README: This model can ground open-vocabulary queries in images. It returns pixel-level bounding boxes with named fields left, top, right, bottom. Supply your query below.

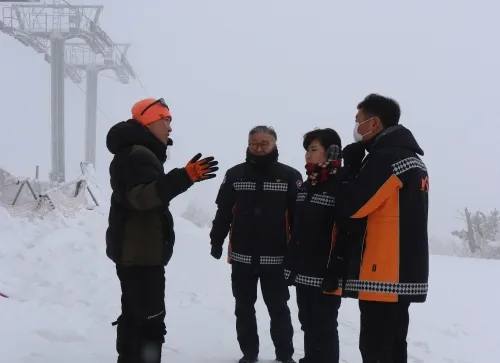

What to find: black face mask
left=245, top=147, right=279, bottom=166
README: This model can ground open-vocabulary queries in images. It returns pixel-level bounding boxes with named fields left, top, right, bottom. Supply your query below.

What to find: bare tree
left=452, top=208, right=500, bottom=259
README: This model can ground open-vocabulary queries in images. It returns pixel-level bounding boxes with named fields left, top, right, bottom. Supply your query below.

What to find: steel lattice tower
left=0, top=0, right=136, bottom=182
left=65, top=42, right=135, bottom=168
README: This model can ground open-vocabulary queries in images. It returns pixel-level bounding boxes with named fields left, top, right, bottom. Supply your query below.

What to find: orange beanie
left=131, top=98, right=171, bottom=126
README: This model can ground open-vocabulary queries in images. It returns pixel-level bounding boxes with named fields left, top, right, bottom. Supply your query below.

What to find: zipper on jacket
left=359, top=228, right=367, bottom=268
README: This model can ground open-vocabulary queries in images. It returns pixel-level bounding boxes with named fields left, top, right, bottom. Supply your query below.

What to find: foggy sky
left=0, top=0, right=498, bottom=237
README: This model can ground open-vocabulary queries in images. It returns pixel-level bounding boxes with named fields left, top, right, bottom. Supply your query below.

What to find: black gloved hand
left=321, top=256, right=347, bottom=293
left=322, top=274, right=340, bottom=293
left=284, top=268, right=297, bottom=286
left=283, top=251, right=298, bottom=286
left=342, top=142, right=366, bottom=170
left=210, top=245, right=223, bottom=260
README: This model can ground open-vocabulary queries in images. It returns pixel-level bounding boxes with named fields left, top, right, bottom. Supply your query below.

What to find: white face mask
left=353, top=118, right=374, bottom=142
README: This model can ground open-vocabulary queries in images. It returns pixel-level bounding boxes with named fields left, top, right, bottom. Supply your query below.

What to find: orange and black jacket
left=335, top=125, right=429, bottom=303
left=209, top=151, right=303, bottom=265
left=283, top=176, right=341, bottom=292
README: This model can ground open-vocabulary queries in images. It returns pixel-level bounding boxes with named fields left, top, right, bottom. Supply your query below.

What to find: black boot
left=139, top=340, right=162, bottom=363
left=116, top=317, right=140, bottom=363
left=115, top=317, right=163, bottom=363
left=276, top=357, right=296, bottom=363
left=239, top=356, right=258, bottom=363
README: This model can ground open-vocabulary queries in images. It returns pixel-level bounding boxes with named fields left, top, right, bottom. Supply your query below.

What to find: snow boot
left=139, top=340, right=162, bottom=363
left=239, top=356, right=258, bottom=363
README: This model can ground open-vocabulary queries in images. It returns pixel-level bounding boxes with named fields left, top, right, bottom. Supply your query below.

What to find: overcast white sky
left=0, top=0, right=498, bottom=237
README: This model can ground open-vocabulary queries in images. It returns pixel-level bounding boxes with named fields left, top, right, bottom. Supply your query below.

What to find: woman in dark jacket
left=284, top=128, right=345, bottom=363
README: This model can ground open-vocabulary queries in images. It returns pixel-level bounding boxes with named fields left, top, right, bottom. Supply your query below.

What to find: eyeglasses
left=141, top=98, right=169, bottom=116
left=249, top=141, right=271, bottom=151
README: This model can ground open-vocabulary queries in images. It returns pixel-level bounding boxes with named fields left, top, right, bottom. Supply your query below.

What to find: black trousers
left=296, top=285, right=341, bottom=363
left=359, top=300, right=411, bottom=363
left=114, top=265, right=167, bottom=363
left=231, top=263, right=294, bottom=360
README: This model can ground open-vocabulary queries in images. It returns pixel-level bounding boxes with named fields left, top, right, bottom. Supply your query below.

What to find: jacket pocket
left=122, top=211, right=164, bottom=265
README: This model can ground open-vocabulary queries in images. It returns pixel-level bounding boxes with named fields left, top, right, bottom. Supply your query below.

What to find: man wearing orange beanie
left=106, top=97, right=219, bottom=363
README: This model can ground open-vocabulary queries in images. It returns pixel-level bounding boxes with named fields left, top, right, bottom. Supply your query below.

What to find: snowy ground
left=0, top=204, right=499, bottom=363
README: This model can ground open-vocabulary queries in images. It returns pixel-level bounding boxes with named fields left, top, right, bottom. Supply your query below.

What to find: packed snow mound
left=0, top=167, right=14, bottom=185
left=1, top=207, right=499, bottom=362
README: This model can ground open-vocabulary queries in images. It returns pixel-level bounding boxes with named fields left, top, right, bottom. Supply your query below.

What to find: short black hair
left=357, top=93, right=401, bottom=128
left=303, top=128, right=342, bottom=151
left=249, top=125, right=277, bottom=141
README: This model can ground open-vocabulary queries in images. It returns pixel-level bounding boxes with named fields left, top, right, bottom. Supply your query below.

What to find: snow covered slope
left=0, top=205, right=499, bottom=363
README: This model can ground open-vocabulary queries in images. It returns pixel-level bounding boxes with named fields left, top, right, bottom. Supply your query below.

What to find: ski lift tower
left=0, top=0, right=116, bottom=183
left=65, top=42, right=136, bottom=168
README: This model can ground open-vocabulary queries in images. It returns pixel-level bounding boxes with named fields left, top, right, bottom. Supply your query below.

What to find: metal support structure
left=66, top=42, right=135, bottom=167
left=84, top=67, right=98, bottom=167
left=0, top=1, right=136, bottom=181
left=12, top=180, right=38, bottom=206
left=50, top=36, right=66, bottom=182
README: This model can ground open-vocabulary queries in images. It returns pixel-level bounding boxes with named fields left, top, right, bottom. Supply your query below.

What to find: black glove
left=342, top=142, right=366, bottom=170
left=283, top=250, right=298, bottom=286
left=210, top=245, right=223, bottom=260
left=322, top=274, right=340, bottom=293
left=321, top=256, right=347, bottom=293
left=284, top=268, right=297, bottom=286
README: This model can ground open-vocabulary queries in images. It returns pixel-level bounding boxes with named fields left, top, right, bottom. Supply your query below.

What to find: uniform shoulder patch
left=296, top=179, right=303, bottom=188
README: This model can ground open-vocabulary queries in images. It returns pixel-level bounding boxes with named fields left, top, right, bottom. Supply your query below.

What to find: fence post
left=12, top=181, right=26, bottom=206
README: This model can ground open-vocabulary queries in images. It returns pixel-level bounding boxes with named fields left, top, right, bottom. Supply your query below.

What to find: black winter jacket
left=284, top=176, right=340, bottom=288
left=335, top=125, right=429, bottom=303
left=209, top=149, right=303, bottom=265
left=105, top=119, right=193, bottom=266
